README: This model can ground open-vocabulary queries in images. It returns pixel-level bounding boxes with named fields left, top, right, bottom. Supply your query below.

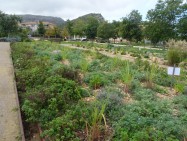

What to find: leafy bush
left=166, top=40, right=187, bottom=65
left=167, top=48, right=181, bottom=65
left=85, top=72, right=108, bottom=89
left=145, top=64, right=156, bottom=89
left=132, top=87, right=156, bottom=101
left=113, top=100, right=185, bottom=141
left=96, top=88, right=124, bottom=119
left=121, top=62, right=133, bottom=93
left=174, top=83, right=185, bottom=94
left=51, top=53, right=62, bottom=61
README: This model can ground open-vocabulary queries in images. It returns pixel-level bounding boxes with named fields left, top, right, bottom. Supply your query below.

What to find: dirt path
left=62, top=44, right=135, bottom=62
left=0, top=43, right=24, bottom=141
left=62, top=44, right=167, bottom=68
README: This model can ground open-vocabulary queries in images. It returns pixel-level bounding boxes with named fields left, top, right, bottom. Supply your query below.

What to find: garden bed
left=12, top=41, right=187, bottom=141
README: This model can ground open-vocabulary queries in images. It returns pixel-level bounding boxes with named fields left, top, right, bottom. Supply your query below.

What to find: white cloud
left=0, top=0, right=158, bottom=21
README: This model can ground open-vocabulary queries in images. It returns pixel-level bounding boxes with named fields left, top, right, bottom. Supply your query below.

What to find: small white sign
left=167, top=67, right=180, bottom=76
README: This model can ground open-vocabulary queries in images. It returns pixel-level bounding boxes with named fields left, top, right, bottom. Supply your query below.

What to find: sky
left=0, top=0, right=158, bottom=21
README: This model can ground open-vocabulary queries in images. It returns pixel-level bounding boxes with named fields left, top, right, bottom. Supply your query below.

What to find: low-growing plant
left=79, top=59, right=89, bottom=72
left=87, top=73, right=108, bottom=89
left=86, top=104, right=107, bottom=141
left=121, top=62, right=133, bottom=93
left=174, top=83, right=185, bottom=94
left=145, top=64, right=156, bottom=89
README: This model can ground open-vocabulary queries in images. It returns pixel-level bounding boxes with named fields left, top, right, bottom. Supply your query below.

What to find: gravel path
left=62, top=44, right=135, bottom=62
left=0, top=43, right=24, bottom=141
left=61, top=44, right=167, bottom=68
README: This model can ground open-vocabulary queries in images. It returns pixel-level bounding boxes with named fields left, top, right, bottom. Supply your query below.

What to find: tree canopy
left=145, top=0, right=187, bottom=44
left=37, top=21, right=46, bottom=36
left=0, top=11, right=21, bottom=37
left=85, top=17, right=99, bottom=40
left=120, top=10, right=143, bottom=42
left=97, top=22, right=115, bottom=41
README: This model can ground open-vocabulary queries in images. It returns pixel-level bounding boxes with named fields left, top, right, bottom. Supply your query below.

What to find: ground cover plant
left=12, top=41, right=187, bottom=141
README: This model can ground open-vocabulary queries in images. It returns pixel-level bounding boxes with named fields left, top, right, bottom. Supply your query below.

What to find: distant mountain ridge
left=18, top=13, right=105, bottom=26
left=18, top=14, right=65, bottom=25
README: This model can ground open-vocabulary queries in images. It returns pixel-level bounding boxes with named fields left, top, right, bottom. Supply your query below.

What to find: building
left=20, top=21, right=55, bottom=32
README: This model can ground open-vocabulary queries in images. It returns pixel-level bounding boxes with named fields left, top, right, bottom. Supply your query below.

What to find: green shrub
left=121, top=62, right=133, bottom=93
left=167, top=48, right=181, bottom=65
left=174, top=83, right=185, bottom=94
left=85, top=72, right=108, bottom=89
left=96, top=88, right=124, bottom=118
left=166, top=40, right=187, bottom=65
left=132, top=88, right=156, bottom=101
left=145, top=64, right=156, bottom=89
left=52, top=53, right=62, bottom=61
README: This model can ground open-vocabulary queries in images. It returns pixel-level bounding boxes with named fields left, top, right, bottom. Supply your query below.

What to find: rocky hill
left=72, top=13, right=105, bottom=23
left=18, top=14, right=65, bottom=25
left=18, top=13, right=105, bottom=26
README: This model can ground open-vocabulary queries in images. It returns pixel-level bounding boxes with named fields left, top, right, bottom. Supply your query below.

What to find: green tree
left=61, top=27, right=69, bottom=40
left=120, top=10, right=142, bottom=42
left=0, top=11, right=21, bottom=37
left=66, top=20, right=73, bottom=37
left=37, top=21, right=46, bottom=36
left=72, top=19, right=86, bottom=37
left=177, top=4, right=187, bottom=40
left=85, top=17, right=99, bottom=40
left=97, top=22, right=115, bottom=41
left=145, top=0, right=184, bottom=44
left=111, top=20, right=120, bottom=43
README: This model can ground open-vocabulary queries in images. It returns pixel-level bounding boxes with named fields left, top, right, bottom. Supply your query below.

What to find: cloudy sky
left=0, top=0, right=158, bottom=21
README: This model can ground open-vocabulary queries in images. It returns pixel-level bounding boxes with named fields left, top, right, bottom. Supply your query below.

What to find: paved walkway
left=0, top=43, right=24, bottom=141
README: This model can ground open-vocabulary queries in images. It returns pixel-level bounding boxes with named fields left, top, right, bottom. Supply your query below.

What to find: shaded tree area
left=85, top=17, right=99, bottom=40
left=45, top=26, right=61, bottom=38
left=120, top=10, right=143, bottom=42
left=37, top=21, right=46, bottom=36
left=1, top=0, right=187, bottom=44
left=97, top=22, right=115, bottom=42
left=0, top=11, right=21, bottom=37
left=145, top=0, right=187, bottom=44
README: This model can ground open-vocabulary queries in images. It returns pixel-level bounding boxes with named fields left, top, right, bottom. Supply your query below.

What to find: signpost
left=167, top=65, right=181, bottom=89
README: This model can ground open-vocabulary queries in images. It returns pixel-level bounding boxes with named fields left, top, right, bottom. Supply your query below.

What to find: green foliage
left=145, top=64, right=156, bottom=89
left=132, top=87, right=156, bottom=101
left=12, top=42, right=187, bottom=140
left=85, top=17, right=99, bottom=40
left=121, top=62, right=133, bottom=93
left=86, top=104, right=106, bottom=141
left=167, top=48, right=182, bottom=65
left=96, top=88, right=124, bottom=121
left=11, top=42, right=89, bottom=140
left=52, top=53, right=62, bottom=61
left=37, top=21, right=46, bottom=36
left=113, top=100, right=185, bottom=141
left=97, top=22, right=115, bottom=40
left=145, top=0, right=185, bottom=44
left=85, top=72, right=108, bottom=89
left=79, top=59, right=89, bottom=72
left=0, top=11, right=21, bottom=37
left=120, top=10, right=143, bottom=42
left=174, top=83, right=185, bottom=94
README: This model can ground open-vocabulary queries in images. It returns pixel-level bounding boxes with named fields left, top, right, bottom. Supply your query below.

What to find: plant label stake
left=167, top=64, right=181, bottom=89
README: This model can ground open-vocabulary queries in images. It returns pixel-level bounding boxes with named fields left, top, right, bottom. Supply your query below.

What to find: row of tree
left=1, top=0, right=187, bottom=44
left=59, top=0, right=187, bottom=44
